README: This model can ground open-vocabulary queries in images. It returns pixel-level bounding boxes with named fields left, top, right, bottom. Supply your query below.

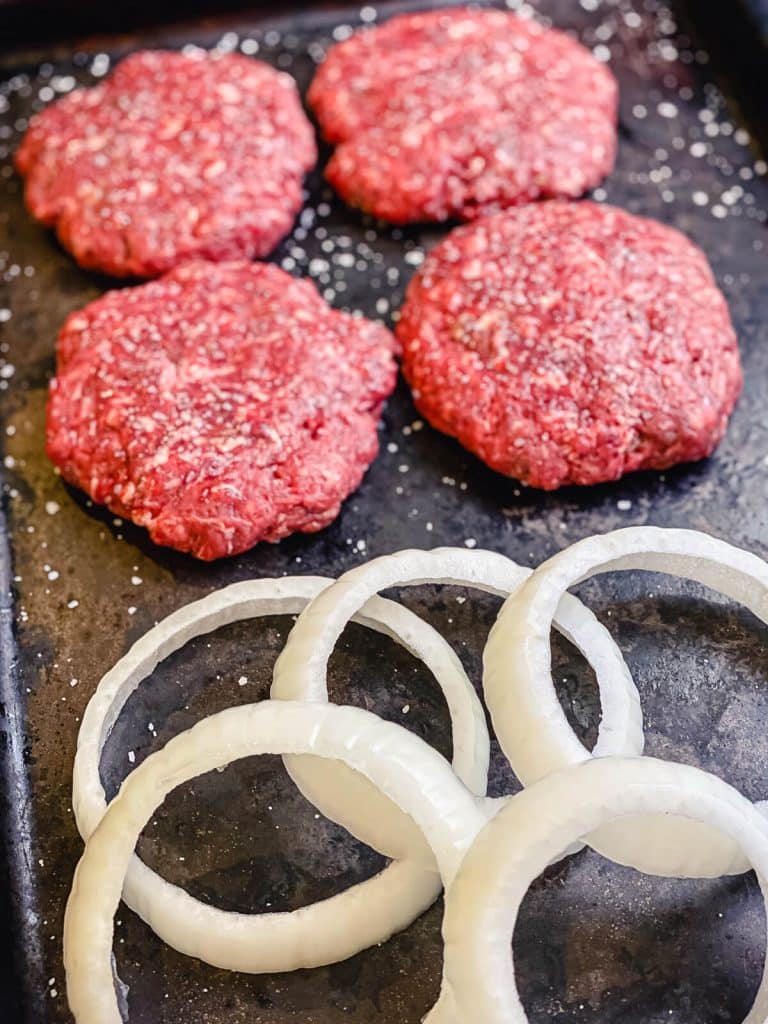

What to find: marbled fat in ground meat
left=397, top=201, right=742, bottom=490
left=309, top=8, right=618, bottom=224
left=15, top=50, right=317, bottom=277
left=47, top=261, right=398, bottom=559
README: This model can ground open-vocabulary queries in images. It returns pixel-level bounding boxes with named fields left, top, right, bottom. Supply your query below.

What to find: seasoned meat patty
left=309, top=8, right=617, bottom=223
left=16, top=50, right=317, bottom=277
left=397, top=202, right=742, bottom=489
left=47, top=261, right=397, bottom=558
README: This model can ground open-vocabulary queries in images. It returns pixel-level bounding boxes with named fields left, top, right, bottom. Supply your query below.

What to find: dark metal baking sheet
left=1, top=1, right=767, bottom=1021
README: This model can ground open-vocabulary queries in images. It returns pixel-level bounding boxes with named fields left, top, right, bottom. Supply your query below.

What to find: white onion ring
left=425, top=756, right=768, bottom=1024
left=73, top=577, right=491, bottom=971
left=484, top=526, right=768, bottom=877
left=272, top=547, right=644, bottom=855
left=65, top=701, right=490, bottom=1024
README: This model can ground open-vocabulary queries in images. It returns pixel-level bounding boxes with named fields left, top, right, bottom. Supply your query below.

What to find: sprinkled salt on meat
left=15, top=50, right=317, bottom=277
left=309, top=8, right=618, bottom=224
left=47, top=261, right=397, bottom=559
left=397, top=201, right=742, bottom=490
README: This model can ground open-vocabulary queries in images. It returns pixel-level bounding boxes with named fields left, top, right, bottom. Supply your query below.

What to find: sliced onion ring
left=272, top=547, right=644, bottom=850
left=484, top=526, right=768, bottom=877
left=73, top=577, right=490, bottom=971
left=65, top=701, right=490, bottom=1024
left=426, top=757, right=768, bottom=1024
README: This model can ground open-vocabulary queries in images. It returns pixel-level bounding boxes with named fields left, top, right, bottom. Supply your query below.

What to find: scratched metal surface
left=0, top=1, right=767, bottom=1021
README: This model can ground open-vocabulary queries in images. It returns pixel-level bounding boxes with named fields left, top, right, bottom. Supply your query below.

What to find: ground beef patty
left=309, top=8, right=617, bottom=224
left=47, top=261, right=397, bottom=559
left=397, top=202, right=742, bottom=490
left=15, top=50, right=316, bottom=277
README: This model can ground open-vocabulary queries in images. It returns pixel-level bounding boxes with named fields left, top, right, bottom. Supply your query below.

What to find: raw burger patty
left=47, top=261, right=397, bottom=559
left=397, top=202, right=742, bottom=490
left=309, top=8, right=617, bottom=223
left=15, top=50, right=317, bottom=277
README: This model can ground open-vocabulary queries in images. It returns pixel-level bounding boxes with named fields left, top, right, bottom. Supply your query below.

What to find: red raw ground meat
left=47, top=261, right=397, bottom=559
left=309, top=8, right=618, bottom=224
left=397, top=202, right=742, bottom=490
left=15, top=50, right=317, bottom=277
